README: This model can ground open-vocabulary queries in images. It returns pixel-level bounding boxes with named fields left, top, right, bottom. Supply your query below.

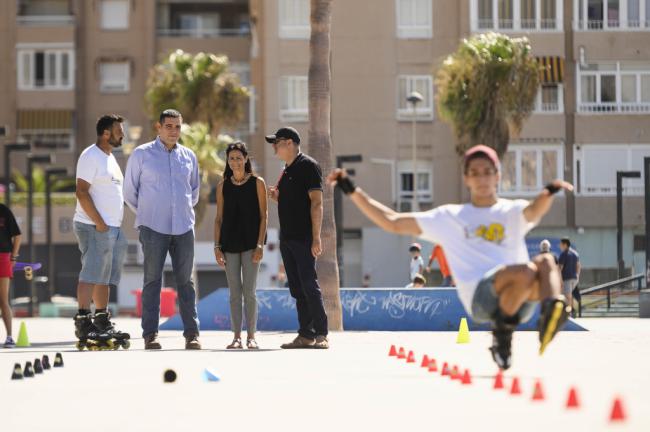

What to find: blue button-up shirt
left=123, top=137, right=200, bottom=235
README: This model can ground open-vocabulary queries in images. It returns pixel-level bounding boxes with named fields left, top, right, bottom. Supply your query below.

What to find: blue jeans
left=138, top=226, right=199, bottom=338
left=74, top=222, right=127, bottom=286
left=280, top=238, right=328, bottom=338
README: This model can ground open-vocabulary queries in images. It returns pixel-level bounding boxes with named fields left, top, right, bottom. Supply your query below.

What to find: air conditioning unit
left=125, top=241, right=143, bottom=265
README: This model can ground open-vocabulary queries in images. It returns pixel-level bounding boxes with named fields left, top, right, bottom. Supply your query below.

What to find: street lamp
left=45, top=167, right=68, bottom=301
left=26, top=153, right=52, bottom=316
left=406, top=91, right=423, bottom=212
left=616, top=170, right=641, bottom=279
left=4, top=143, right=30, bottom=207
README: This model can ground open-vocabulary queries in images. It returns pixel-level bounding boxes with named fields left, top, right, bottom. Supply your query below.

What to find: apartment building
left=0, top=0, right=649, bottom=295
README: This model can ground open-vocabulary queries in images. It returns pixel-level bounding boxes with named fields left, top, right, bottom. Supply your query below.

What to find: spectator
left=409, top=243, right=424, bottom=282
left=539, top=239, right=558, bottom=264
left=426, top=244, right=454, bottom=286
left=406, top=273, right=427, bottom=288
left=558, top=237, right=580, bottom=311
left=0, top=204, right=21, bottom=348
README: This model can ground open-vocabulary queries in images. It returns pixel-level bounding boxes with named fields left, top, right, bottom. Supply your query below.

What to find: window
left=575, top=144, right=650, bottom=195
left=578, top=62, right=650, bottom=113
left=101, top=0, right=129, bottom=30
left=575, top=0, right=650, bottom=29
left=397, top=161, right=433, bottom=211
left=18, top=130, right=74, bottom=151
left=500, top=145, right=564, bottom=195
left=279, top=0, right=309, bottom=39
left=100, top=62, right=130, bottom=93
left=280, top=76, right=308, bottom=122
left=397, top=75, right=434, bottom=120
left=178, top=13, right=220, bottom=37
left=472, top=0, right=562, bottom=30
left=17, top=47, right=74, bottom=90
left=534, top=84, right=564, bottom=112
left=396, top=0, right=432, bottom=38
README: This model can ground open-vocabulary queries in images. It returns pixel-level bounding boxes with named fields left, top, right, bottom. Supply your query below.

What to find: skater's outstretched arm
left=327, top=169, right=421, bottom=236
left=523, top=179, right=573, bottom=224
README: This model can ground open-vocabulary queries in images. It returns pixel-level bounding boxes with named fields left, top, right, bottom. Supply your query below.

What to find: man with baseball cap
left=328, top=144, right=573, bottom=370
left=266, top=127, right=329, bottom=349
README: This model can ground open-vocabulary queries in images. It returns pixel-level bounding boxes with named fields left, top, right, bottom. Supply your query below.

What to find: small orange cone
left=510, top=377, right=521, bottom=395
left=427, top=359, right=438, bottom=372
left=609, top=397, right=626, bottom=422
left=566, top=387, right=580, bottom=409
left=389, top=345, right=397, bottom=357
left=461, top=369, right=472, bottom=385
left=420, top=354, right=430, bottom=368
left=441, top=362, right=450, bottom=376
left=532, top=380, right=545, bottom=401
left=493, top=371, right=504, bottom=389
left=397, top=347, right=406, bottom=359
left=450, top=365, right=460, bottom=380
left=406, top=351, right=416, bottom=363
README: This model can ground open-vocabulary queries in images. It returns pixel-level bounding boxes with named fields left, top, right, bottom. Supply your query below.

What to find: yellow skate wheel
left=122, top=340, right=131, bottom=350
left=89, top=345, right=99, bottom=351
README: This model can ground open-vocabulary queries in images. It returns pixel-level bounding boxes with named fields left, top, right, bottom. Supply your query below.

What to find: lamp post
left=45, top=167, right=68, bottom=301
left=616, top=170, right=641, bottom=279
left=4, top=143, right=30, bottom=207
left=406, top=91, right=423, bottom=212
left=26, top=153, right=52, bottom=316
left=334, top=155, right=362, bottom=285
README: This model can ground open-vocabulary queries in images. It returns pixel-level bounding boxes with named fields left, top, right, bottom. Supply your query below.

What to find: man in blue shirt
left=558, top=237, right=580, bottom=312
left=123, top=109, right=201, bottom=350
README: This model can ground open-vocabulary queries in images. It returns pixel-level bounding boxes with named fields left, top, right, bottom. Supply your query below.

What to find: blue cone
left=203, top=368, right=220, bottom=382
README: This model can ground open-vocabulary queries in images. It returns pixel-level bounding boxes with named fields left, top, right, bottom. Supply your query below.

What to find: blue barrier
left=160, top=288, right=586, bottom=332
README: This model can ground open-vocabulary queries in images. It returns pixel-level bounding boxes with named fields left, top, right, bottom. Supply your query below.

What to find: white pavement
left=1, top=317, right=649, bottom=432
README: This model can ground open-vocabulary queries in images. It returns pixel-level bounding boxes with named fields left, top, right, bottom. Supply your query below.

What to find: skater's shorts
left=0, top=253, right=14, bottom=278
left=74, top=221, right=127, bottom=286
left=471, top=265, right=538, bottom=324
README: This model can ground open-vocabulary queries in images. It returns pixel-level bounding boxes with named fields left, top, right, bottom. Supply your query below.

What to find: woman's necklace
left=231, top=173, right=250, bottom=186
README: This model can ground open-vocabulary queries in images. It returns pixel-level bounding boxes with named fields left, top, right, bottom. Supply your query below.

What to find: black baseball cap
left=265, top=127, right=300, bottom=144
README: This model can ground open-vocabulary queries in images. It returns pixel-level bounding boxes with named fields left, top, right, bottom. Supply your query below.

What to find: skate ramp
left=160, top=288, right=586, bottom=331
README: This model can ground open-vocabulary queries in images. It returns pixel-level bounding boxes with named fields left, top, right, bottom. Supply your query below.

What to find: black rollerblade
left=93, top=311, right=131, bottom=350
left=538, top=296, right=570, bottom=355
left=74, top=313, right=114, bottom=351
left=489, top=311, right=519, bottom=370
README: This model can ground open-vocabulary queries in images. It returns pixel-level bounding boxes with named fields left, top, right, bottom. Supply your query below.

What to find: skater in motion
left=0, top=203, right=21, bottom=348
left=72, top=114, right=130, bottom=350
left=328, top=145, right=572, bottom=370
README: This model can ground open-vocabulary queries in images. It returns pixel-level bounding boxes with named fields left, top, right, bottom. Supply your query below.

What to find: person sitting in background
left=406, top=273, right=427, bottom=288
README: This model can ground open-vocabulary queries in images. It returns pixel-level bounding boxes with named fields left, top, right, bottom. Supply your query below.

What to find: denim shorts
left=471, top=265, right=538, bottom=324
left=74, top=221, right=127, bottom=286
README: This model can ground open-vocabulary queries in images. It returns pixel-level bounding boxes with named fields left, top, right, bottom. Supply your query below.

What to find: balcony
left=17, top=0, right=73, bottom=26
left=574, top=0, right=650, bottom=31
left=156, top=1, right=250, bottom=38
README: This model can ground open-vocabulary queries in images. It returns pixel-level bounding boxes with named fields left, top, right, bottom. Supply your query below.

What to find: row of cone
left=12, top=353, right=63, bottom=380
left=389, top=344, right=626, bottom=423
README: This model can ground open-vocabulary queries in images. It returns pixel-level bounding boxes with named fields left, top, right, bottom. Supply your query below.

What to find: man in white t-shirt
left=328, top=145, right=573, bottom=370
left=72, top=114, right=129, bottom=348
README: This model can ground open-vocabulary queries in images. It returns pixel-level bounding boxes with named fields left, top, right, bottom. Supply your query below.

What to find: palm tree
left=308, top=0, right=342, bottom=330
left=145, top=50, right=249, bottom=135
left=436, top=32, right=540, bottom=156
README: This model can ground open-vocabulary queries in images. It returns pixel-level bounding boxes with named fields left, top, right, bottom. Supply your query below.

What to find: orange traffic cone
left=441, top=362, right=450, bottom=376
left=566, top=387, right=580, bottom=409
left=406, top=351, right=416, bottom=363
left=450, top=365, right=460, bottom=380
left=609, top=397, right=626, bottom=422
left=493, top=370, right=504, bottom=389
left=532, top=380, right=545, bottom=401
left=389, top=345, right=397, bottom=357
left=428, top=359, right=438, bottom=373
left=461, top=369, right=472, bottom=385
left=397, top=347, right=406, bottom=359
left=420, top=354, right=430, bottom=368
left=510, top=377, right=522, bottom=395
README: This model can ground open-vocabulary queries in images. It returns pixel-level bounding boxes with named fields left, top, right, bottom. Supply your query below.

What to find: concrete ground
left=1, top=318, right=649, bottom=432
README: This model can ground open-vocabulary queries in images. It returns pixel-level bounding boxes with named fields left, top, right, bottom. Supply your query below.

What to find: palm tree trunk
left=308, top=0, right=343, bottom=331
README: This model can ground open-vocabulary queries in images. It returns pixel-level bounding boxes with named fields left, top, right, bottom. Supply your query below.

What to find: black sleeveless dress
left=220, top=175, right=261, bottom=253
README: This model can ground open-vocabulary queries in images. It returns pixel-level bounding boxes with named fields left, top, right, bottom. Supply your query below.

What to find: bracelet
left=10, top=256, right=17, bottom=262
left=256, top=244, right=263, bottom=249
left=544, top=183, right=561, bottom=195
left=213, top=244, right=221, bottom=250
left=336, top=174, right=357, bottom=195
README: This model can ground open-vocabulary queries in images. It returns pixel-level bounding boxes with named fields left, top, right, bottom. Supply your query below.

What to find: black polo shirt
left=278, top=153, right=323, bottom=241
left=0, top=204, right=21, bottom=253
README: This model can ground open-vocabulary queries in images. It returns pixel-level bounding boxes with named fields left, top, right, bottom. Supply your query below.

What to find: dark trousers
left=139, top=226, right=200, bottom=338
left=280, top=238, right=328, bottom=338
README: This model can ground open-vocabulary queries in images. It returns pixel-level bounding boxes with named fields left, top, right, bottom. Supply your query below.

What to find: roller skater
left=73, top=313, right=113, bottom=351
left=93, top=310, right=131, bottom=349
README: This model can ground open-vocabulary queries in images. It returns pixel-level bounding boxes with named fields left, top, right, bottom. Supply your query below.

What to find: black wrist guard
left=544, top=183, right=561, bottom=195
left=337, top=175, right=357, bottom=195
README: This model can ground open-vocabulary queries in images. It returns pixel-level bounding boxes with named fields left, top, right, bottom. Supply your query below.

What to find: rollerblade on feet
left=538, top=296, right=570, bottom=355
left=489, top=310, right=519, bottom=371
left=73, top=313, right=113, bottom=351
left=93, top=311, right=131, bottom=350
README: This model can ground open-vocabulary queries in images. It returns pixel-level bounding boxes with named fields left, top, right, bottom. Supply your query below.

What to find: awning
left=536, top=56, right=564, bottom=84
left=17, top=110, right=73, bottom=130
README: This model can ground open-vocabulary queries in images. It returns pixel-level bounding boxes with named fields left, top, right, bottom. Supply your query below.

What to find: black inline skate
left=93, top=311, right=131, bottom=350
left=74, top=313, right=114, bottom=351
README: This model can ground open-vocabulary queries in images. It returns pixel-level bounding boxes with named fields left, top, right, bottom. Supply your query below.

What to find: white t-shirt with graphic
left=415, top=199, right=536, bottom=313
left=73, top=144, right=124, bottom=227
left=410, top=255, right=424, bottom=281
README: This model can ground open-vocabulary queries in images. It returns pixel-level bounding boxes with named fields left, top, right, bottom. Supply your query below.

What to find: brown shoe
left=314, top=335, right=329, bottom=349
left=185, top=335, right=201, bottom=350
left=144, top=333, right=162, bottom=350
left=280, top=335, right=315, bottom=349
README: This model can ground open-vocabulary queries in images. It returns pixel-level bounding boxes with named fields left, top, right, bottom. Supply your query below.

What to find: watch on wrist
left=256, top=244, right=263, bottom=249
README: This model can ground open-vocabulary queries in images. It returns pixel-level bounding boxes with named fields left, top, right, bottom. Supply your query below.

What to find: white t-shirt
left=410, top=255, right=424, bottom=281
left=415, top=199, right=536, bottom=313
left=73, top=144, right=124, bottom=227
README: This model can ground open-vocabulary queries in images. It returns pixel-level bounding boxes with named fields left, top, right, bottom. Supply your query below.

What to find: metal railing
left=156, top=28, right=250, bottom=38
left=17, top=15, right=75, bottom=26
left=577, top=273, right=644, bottom=317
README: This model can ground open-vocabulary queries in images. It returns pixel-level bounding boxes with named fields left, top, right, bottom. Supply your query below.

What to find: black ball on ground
left=163, top=369, right=177, bottom=383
